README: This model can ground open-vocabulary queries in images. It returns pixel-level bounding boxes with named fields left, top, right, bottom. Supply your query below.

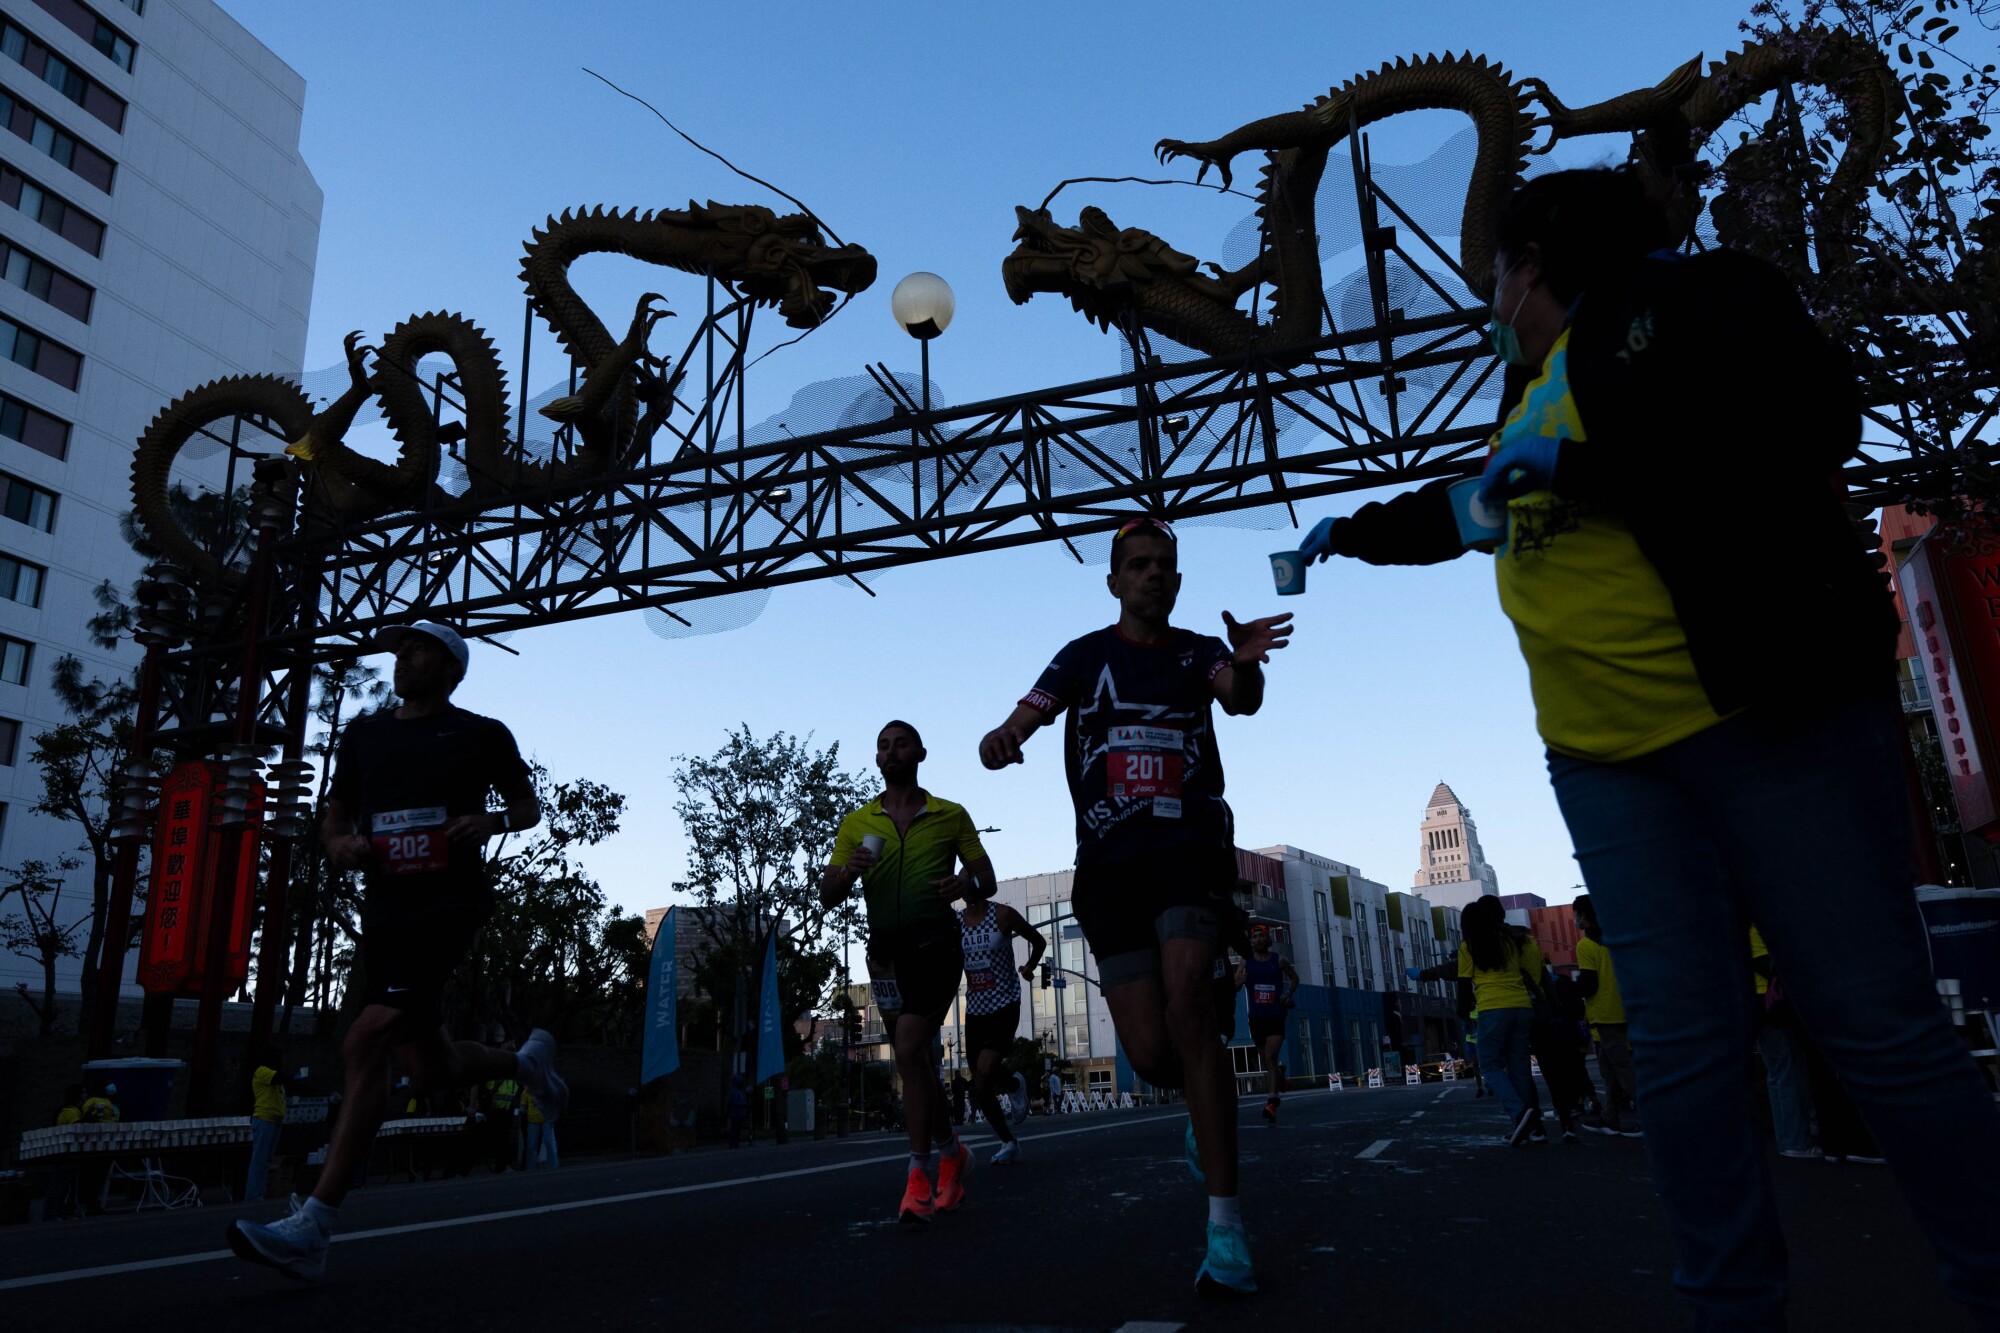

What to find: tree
left=670, top=727, right=874, bottom=1076
left=455, top=761, right=633, bottom=1041
left=0, top=856, right=86, bottom=1036
left=1713, top=1, right=1997, bottom=514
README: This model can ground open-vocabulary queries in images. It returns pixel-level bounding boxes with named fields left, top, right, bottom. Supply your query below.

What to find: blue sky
left=218, top=0, right=1758, bottom=915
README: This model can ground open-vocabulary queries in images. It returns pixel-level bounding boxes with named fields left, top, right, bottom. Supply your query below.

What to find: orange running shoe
left=934, top=1138, right=972, bottom=1211
left=898, top=1167, right=935, bottom=1224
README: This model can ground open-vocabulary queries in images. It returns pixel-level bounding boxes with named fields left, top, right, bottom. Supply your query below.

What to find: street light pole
left=891, top=271, right=954, bottom=420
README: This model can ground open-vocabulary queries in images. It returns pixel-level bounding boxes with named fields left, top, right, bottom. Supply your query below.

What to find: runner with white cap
left=228, top=621, right=566, bottom=1280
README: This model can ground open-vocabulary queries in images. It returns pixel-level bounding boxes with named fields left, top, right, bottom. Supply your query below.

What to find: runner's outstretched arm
left=1212, top=612, right=1292, bottom=715
left=978, top=704, right=1048, bottom=769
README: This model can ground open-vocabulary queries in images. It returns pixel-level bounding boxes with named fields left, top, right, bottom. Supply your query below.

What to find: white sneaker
left=515, top=1028, right=569, bottom=1121
left=228, top=1208, right=329, bottom=1279
left=991, top=1139, right=1021, bottom=1165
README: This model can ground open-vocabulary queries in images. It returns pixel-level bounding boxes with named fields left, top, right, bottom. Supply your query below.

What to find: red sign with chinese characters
left=136, top=761, right=218, bottom=994
left=1900, top=530, right=2000, bottom=838
left=184, top=780, right=263, bottom=993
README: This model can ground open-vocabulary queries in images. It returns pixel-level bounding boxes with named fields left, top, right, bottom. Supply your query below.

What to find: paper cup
left=860, top=834, right=886, bottom=857
left=1447, top=477, right=1506, bottom=552
left=1269, top=551, right=1307, bottom=596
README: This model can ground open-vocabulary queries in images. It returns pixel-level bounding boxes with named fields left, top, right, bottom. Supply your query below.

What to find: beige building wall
left=1413, top=781, right=1500, bottom=896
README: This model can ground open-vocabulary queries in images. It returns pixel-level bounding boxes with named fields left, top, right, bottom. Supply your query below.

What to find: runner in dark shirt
left=229, top=621, right=567, bottom=1281
left=979, top=517, right=1290, bottom=1298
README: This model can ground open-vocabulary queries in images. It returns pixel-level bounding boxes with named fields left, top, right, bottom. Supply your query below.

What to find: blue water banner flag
left=755, top=925, right=784, bottom=1083
left=641, top=907, right=680, bottom=1084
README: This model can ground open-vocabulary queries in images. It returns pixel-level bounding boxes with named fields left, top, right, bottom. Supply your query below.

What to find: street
left=0, top=1084, right=1969, bottom=1331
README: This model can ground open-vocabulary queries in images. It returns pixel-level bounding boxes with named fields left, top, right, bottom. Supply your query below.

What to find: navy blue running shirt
left=1021, top=626, right=1234, bottom=864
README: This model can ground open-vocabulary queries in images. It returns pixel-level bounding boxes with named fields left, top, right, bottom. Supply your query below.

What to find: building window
left=29, top=1, right=136, bottom=72
left=0, top=236, right=90, bottom=320
left=0, top=165, right=102, bottom=256
left=0, top=389, right=68, bottom=457
left=0, top=716, right=17, bottom=764
left=0, top=88, right=118, bottom=190
left=0, top=633, right=29, bottom=683
left=0, top=551, right=43, bottom=605
left=0, top=470, right=54, bottom=530
left=1, top=12, right=126, bottom=128
left=0, top=313, right=80, bottom=388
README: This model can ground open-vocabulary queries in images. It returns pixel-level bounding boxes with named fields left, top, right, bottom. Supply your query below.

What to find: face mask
left=1485, top=258, right=1534, bottom=366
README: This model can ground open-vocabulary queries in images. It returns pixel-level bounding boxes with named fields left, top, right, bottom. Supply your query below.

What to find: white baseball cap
left=374, top=621, right=470, bottom=677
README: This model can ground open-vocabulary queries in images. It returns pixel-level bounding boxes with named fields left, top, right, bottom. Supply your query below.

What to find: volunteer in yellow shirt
left=1293, top=164, right=2000, bottom=1328
left=1573, top=896, right=1637, bottom=1136
left=523, top=1088, right=558, bottom=1171
left=1454, top=896, right=1545, bottom=1145
left=244, top=1050, right=294, bottom=1202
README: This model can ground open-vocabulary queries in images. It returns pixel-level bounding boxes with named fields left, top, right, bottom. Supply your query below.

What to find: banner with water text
left=755, top=925, right=783, bottom=1083
left=641, top=907, right=680, bottom=1084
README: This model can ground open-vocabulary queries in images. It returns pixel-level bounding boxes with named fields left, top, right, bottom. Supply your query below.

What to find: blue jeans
left=1548, top=694, right=2000, bottom=1331
left=525, top=1121, right=558, bottom=1170
left=244, top=1117, right=281, bottom=1202
left=1754, top=1018, right=1815, bottom=1155
left=1476, top=1007, right=1538, bottom=1125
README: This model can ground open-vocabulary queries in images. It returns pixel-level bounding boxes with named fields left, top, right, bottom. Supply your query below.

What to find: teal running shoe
left=1195, top=1220, right=1257, bottom=1297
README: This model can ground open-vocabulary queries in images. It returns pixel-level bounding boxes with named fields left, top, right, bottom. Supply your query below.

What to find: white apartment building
left=0, top=0, right=319, bottom=994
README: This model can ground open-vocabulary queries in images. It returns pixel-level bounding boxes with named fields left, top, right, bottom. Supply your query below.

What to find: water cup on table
left=1269, top=550, right=1307, bottom=596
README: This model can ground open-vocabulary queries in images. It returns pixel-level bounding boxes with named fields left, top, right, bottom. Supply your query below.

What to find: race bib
left=866, top=957, right=903, bottom=1014
left=1252, top=983, right=1280, bottom=1007
left=371, top=807, right=449, bottom=876
left=966, top=967, right=998, bottom=993
left=1108, top=725, right=1184, bottom=819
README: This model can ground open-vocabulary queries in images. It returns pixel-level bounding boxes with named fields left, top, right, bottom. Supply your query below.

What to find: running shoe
left=898, top=1167, right=935, bottom=1224
left=1007, top=1073, right=1030, bottom=1126
left=1195, top=1220, right=1258, bottom=1297
left=935, top=1137, right=971, bottom=1211
left=1580, top=1121, right=1620, bottom=1137
left=1262, top=1098, right=1278, bottom=1125
left=514, top=1028, right=569, bottom=1122
left=991, top=1139, right=1021, bottom=1166
left=1507, top=1107, right=1540, bottom=1147
left=1616, top=1126, right=1645, bottom=1139
left=227, top=1209, right=329, bottom=1280
left=1184, top=1117, right=1204, bottom=1182
left=1778, top=1147, right=1824, bottom=1159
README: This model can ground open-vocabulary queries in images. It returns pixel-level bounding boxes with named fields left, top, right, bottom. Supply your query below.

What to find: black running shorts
left=965, top=1001, right=1021, bottom=1057
left=867, top=929, right=964, bottom=1025
left=1071, top=842, right=1238, bottom=992
left=1249, top=1014, right=1288, bottom=1047
left=357, top=905, right=488, bottom=1031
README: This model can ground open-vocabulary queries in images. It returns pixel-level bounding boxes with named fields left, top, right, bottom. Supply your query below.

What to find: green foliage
left=0, top=856, right=87, bottom=1036
left=670, top=726, right=875, bottom=1062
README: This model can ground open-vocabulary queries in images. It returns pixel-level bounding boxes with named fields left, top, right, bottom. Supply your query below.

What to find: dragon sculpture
left=1004, top=25, right=1990, bottom=362
left=131, top=202, right=875, bottom=586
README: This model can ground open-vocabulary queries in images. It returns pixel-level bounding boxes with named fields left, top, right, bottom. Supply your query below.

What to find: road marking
left=1398, top=1110, right=1426, bottom=1125
left=1356, top=1139, right=1393, bottom=1159
left=0, top=1102, right=1288, bottom=1291
left=1114, top=1324, right=1187, bottom=1332
left=1434, top=1089, right=1456, bottom=1101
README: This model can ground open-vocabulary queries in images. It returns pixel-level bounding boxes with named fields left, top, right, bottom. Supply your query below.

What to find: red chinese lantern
left=135, top=761, right=218, bottom=994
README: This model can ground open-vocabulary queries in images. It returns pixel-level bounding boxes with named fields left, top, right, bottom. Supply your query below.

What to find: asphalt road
left=0, top=1084, right=1973, bottom=1331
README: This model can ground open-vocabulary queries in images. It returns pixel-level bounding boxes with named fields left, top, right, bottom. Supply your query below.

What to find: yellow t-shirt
left=1749, top=925, right=1770, bottom=995
left=252, top=1066, right=286, bottom=1124
left=1574, top=935, right=1626, bottom=1026
left=55, top=1106, right=80, bottom=1126
left=1457, top=936, right=1547, bottom=1011
left=80, top=1096, right=119, bottom=1124
left=523, top=1089, right=544, bottom=1125
left=1491, top=330, right=1729, bottom=762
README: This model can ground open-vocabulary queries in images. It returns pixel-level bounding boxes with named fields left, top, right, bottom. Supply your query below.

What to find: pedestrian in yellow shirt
left=244, top=1048, right=294, bottom=1202
left=1455, top=896, right=1546, bottom=1145
left=1573, top=896, right=1638, bottom=1137
left=522, top=1088, right=558, bottom=1170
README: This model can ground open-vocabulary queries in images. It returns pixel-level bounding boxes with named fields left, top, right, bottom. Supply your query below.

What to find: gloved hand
left=1403, top=966, right=1422, bottom=981
left=1299, top=515, right=1346, bottom=564
left=1477, top=434, right=1564, bottom=507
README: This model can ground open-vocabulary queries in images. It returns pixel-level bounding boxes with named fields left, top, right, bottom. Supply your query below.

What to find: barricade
left=1327, top=1072, right=1342, bottom=1091
left=1405, top=1065, right=1422, bottom=1086
left=1365, top=1068, right=1384, bottom=1089
left=1441, top=1062, right=1457, bottom=1082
